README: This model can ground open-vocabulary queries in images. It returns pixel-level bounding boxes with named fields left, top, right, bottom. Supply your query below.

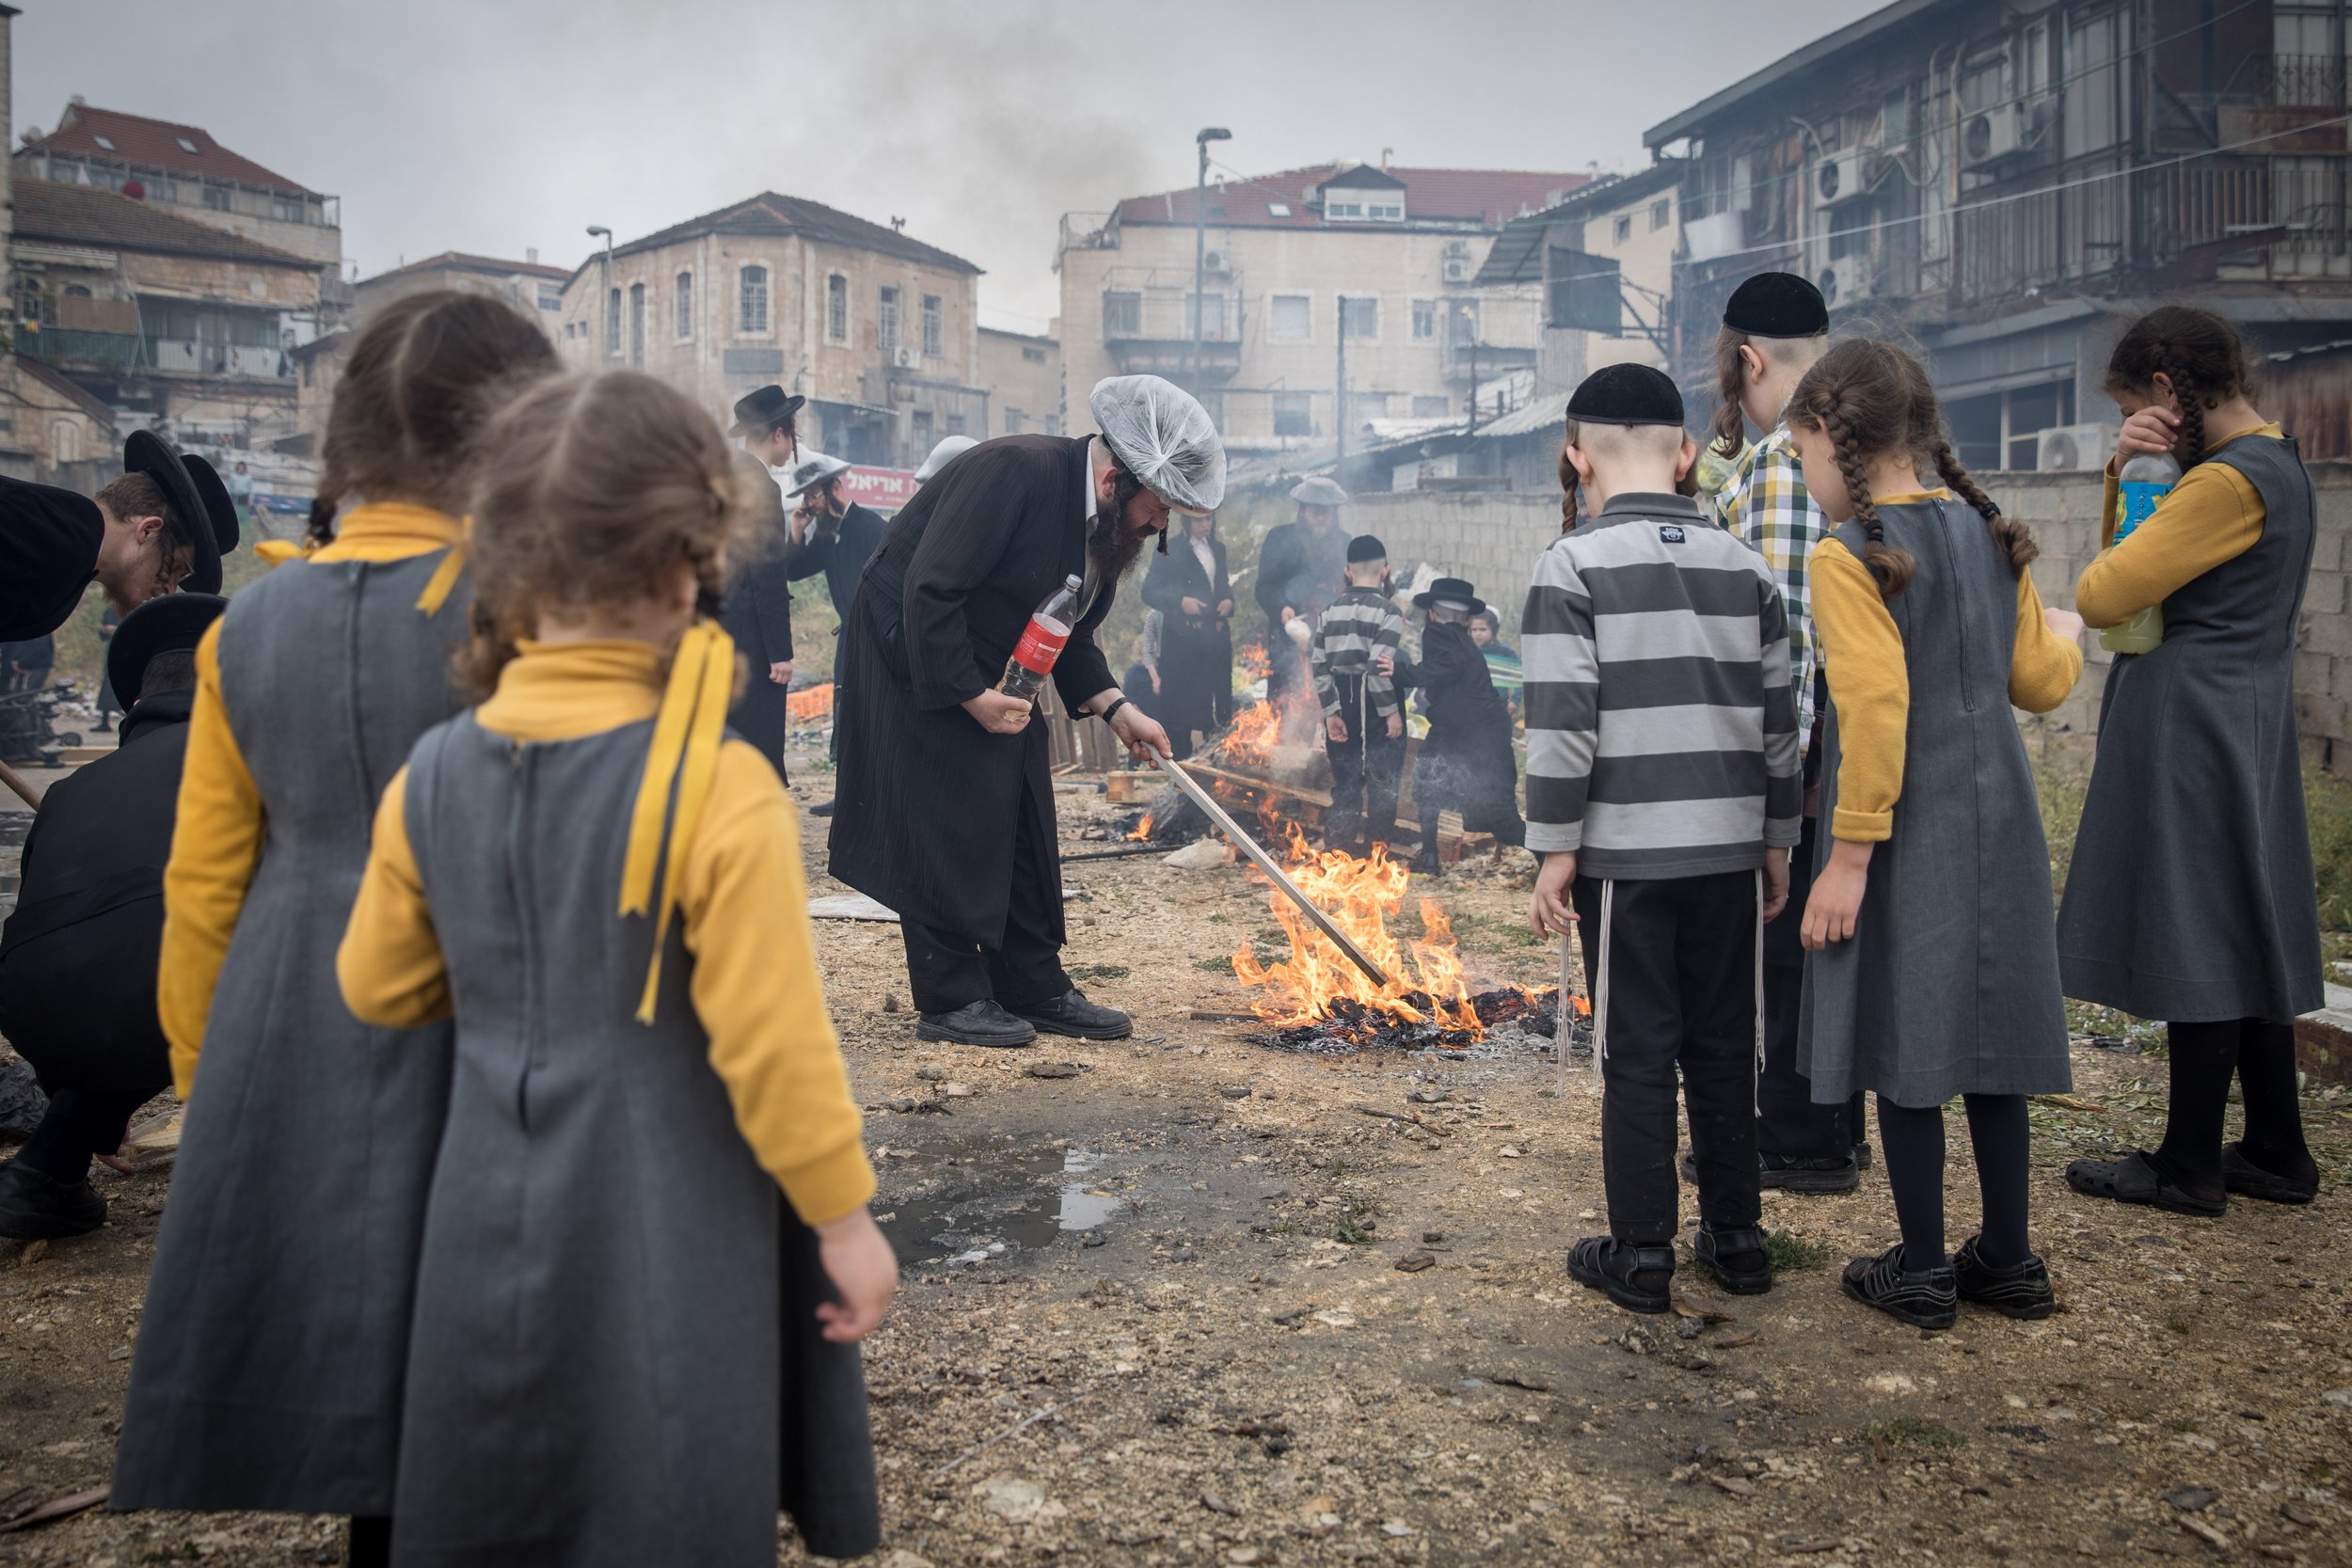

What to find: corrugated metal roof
left=1476, top=388, right=1574, bottom=438
left=1644, top=0, right=1941, bottom=150
left=1473, top=162, right=1692, bottom=286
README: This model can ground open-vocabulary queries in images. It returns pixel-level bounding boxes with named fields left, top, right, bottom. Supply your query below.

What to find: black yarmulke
left=1566, top=363, right=1685, bottom=428
left=1724, top=271, right=1829, bottom=338
left=1346, top=533, right=1387, bottom=563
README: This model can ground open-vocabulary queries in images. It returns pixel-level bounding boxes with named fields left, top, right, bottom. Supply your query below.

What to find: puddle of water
left=877, top=1143, right=1123, bottom=1262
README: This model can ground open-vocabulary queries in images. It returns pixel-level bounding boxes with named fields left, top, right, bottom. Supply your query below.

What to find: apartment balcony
left=1101, top=287, right=1242, bottom=382
left=14, top=324, right=144, bottom=371
left=145, top=340, right=294, bottom=381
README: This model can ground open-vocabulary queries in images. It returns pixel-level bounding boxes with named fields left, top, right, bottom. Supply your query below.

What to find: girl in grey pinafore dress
left=2058, top=305, right=2325, bottom=1217
left=116, top=292, right=558, bottom=1540
left=1787, top=339, right=2084, bottom=1329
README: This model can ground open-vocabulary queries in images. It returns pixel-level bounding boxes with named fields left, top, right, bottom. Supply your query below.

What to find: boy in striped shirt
left=1524, top=363, right=1801, bottom=1316
left=1312, top=535, right=1406, bottom=854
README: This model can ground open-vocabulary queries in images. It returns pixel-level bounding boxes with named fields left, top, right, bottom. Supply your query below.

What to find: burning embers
left=1229, top=833, right=1547, bottom=1050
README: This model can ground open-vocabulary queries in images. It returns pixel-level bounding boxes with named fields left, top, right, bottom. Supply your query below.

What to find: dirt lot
left=3, top=750, right=2351, bottom=1567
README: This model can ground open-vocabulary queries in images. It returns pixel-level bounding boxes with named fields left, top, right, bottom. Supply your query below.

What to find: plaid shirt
left=1711, top=424, right=1823, bottom=737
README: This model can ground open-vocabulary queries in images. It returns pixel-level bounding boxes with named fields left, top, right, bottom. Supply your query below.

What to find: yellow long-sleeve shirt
left=335, top=639, right=875, bottom=1228
left=2075, top=423, right=2281, bottom=627
left=1808, top=492, right=2084, bottom=844
left=157, top=503, right=468, bottom=1097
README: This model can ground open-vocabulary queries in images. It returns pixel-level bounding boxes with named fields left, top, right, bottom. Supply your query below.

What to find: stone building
left=1055, top=160, right=1589, bottom=455
left=353, top=250, right=570, bottom=337
left=977, top=326, right=1062, bottom=437
left=557, top=191, right=985, bottom=468
left=1471, top=160, right=1690, bottom=388
left=0, top=350, right=117, bottom=490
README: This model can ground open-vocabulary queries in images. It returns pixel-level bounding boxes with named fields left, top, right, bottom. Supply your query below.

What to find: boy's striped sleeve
left=1309, top=619, right=1340, bottom=716
left=1369, top=607, right=1405, bottom=719
left=1756, top=570, right=1804, bottom=847
left=1520, top=543, right=1598, bottom=853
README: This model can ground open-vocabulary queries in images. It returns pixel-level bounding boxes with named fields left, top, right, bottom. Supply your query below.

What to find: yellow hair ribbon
left=414, top=540, right=468, bottom=616
left=619, top=620, right=737, bottom=1023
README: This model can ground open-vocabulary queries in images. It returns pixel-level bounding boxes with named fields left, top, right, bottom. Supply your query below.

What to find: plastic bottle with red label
left=998, top=574, right=1084, bottom=704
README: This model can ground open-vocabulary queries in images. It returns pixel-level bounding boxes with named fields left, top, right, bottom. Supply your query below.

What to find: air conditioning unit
left=2036, top=423, right=2117, bottom=472
left=1683, top=210, right=1744, bottom=263
left=1441, top=256, right=1473, bottom=283
left=1962, top=104, right=2027, bottom=170
left=1813, top=150, right=1873, bottom=208
left=1816, top=255, right=1872, bottom=309
left=891, top=345, right=920, bottom=370
left=1201, top=248, right=1231, bottom=275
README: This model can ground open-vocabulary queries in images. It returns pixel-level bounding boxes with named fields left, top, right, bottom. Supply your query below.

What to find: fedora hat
left=729, top=385, right=804, bottom=437
left=1410, top=576, right=1486, bottom=615
left=123, top=432, right=238, bottom=594
left=107, top=591, right=226, bottom=710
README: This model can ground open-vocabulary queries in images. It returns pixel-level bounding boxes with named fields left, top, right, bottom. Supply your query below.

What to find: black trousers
left=899, top=800, right=1070, bottom=1015
left=1757, top=816, right=1866, bottom=1158
left=14, top=1086, right=152, bottom=1183
left=1324, top=675, right=1405, bottom=851
left=1571, top=870, right=1762, bottom=1246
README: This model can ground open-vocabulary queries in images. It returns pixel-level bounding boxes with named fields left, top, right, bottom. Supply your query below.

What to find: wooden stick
left=929, top=1388, right=1097, bottom=1479
left=1149, top=749, right=1392, bottom=989
left=0, top=759, right=42, bottom=812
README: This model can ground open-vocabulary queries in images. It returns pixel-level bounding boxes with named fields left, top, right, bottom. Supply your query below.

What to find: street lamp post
left=585, top=225, right=613, bottom=360
left=1191, top=128, right=1232, bottom=392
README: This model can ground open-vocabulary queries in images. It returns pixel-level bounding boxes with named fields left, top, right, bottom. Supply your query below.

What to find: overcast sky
left=15, top=0, right=1886, bottom=333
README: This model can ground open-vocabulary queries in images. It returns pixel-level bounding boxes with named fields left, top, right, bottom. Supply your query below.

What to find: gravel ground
left=3, top=752, right=2350, bottom=1567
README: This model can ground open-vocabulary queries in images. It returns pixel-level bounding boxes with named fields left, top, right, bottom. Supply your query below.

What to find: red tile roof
left=360, top=250, right=574, bottom=286
left=598, top=192, right=980, bottom=277
left=13, top=179, right=315, bottom=266
left=24, top=103, right=320, bottom=197
left=1114, top=165, right=1594, bottom=232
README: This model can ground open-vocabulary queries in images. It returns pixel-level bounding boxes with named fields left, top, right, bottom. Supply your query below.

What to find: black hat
left=1723, top=271, right=1829, bottom=339
left=183, top=455, right=240, bottom=557
left=1345, top=533, right=1387, bottom=564
left=107, top=591, right=225, bottom=711
left=1411, top=576, right=1486, bottom=615
left=729, top=385, right=804, bottom=437
left=122, top=432, right=238, bottom=595
left=1566, top=363, right=1686, bottom=428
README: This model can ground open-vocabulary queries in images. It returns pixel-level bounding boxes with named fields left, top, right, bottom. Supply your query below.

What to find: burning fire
left=1239, top=641, right=1271, bottom=678
left=1206, top=701, right=1283, bottom=769
left=1129, top=811, right=1154, bottom=842
left=1231, top=833, right=1485, bottom=1041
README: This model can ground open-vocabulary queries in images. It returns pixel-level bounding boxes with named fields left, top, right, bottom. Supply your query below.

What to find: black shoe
left=1565, top=1235, right=1676, bottom=1315
left=0, top=1159, right=106, bottom=1241
left=1851, top=1141, right=1872, bottom=1172
left=2064, top=1149, right=2225, bottom=1217
left=1695, top=1223, right=1773, bottom=1295
left=2221, top=1143, right=2320, bottom=1206
left=1841, top=1243, right=1957, bottom=1329
left=1759, top=1151, right=1861, bottom=1195
left=1951, top=1235, right=2056, bottom=1321
left=915, top=1000, right=1038, bottom=1048
left=1011, top=989, right=1133, bottom=1040
left=807, top=800, right=835, bottom=817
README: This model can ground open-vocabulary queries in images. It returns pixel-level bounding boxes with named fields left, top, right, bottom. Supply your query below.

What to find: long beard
left=1088, top=521, right=1152, bottom=587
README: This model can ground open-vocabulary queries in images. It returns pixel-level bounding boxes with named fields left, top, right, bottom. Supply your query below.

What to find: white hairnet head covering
left=783, top=451, right=853, bottom=498
left=1290, top=476, right=1350, bottom=507
left=914, top=434, right=978, bottom=484
left=1089, top=374, right=1225, bottom=515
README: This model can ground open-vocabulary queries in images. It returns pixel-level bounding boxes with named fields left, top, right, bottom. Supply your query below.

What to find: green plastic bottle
left=2098, top=450, right=2180, bottom=656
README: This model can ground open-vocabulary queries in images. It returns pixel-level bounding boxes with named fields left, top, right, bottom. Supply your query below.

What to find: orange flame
left=1130, top=811, right=1154, bottom=842
left=1239, top=641, right=1272, bottom=678
left=1208, top=701, right=1283, bottom=769
left=1230, top=832, right=1484, bottom=1042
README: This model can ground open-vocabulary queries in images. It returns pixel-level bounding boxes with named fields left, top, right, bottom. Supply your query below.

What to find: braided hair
left=2104, top=306, right=2254, bottom=468
left=1898, top=353, right=2039, bottom=576
left=1557, top=420, right=1584, bottom=533
left=1785, top=340, right=1916, bottom=596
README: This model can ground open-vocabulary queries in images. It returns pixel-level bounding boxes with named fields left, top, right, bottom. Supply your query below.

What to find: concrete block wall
left=1348, top=462, right=2352, bottom=775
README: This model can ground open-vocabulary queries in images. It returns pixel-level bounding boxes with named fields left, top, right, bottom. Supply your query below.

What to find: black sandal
left=1565, top=1235, right=1675, bottom=1315
left=2221, top=1143, right=2320, bottom=1206
left=2063, top=1149, right=2225, bottom=1218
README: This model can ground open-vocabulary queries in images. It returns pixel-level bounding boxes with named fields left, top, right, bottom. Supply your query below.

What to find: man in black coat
left=1141, top=512, right=1233, bottom=759
left=0, top=593, right=225, bottom=1238
left=0, top=433, right=239, bottom=642
left=1387, top=578, right=1525, bottom=873
left=726, top=392, right=803, bottom=780
left=782, top=452, right=891, bottom=626
left=1253, top=477, right=1349, bottom=716
left=831, top=375, right=1223, bottom=1047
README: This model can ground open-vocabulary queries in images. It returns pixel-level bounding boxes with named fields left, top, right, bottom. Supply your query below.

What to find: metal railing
left=13, top=325, right=143, bottom=368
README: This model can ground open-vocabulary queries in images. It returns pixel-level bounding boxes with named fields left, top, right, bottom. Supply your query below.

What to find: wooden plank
left=1104, top=769, right=1156, bottom=803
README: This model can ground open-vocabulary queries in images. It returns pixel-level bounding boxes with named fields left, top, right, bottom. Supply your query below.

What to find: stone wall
left=1346, top=463, right=2352, bottom=775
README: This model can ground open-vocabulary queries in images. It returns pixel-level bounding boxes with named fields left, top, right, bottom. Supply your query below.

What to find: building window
left=1006, top=407, right=1025, bottom=434
left=675, top=272, right=693, bottom=340
left=921, top=293, right=944, bottom=357
left=1947, top=380, right=2076, bottom=471
left=1274, top=391, right=1313, bottom=437
left=1366, top=200, right=1404, bottom=221
left=1326, top=199, right=1363, bottom=220
left=1412, top=395, right=1451, bottom=419
left=1186, top=293, right=1227, bottom=341
left=1340, top=296, right=1378, bottom=341
left=273, top=196, right=306, bottom=223
left=176, top=135, right=199, bottom=154
left=1613, top=214, right=1632, bottom=245
left=1021, top=345, right=1046, bottom=363
left=1270, top=293, right=1311, bottom=341
left=628, top=282, right=645, bottom=366
left=739, top=265, right=770, bottom=335
left=879, top=286, right=901, bottom=353
left=946, top=413, right=967, bottom=436
left=1649, top=198, right=1672, bottom=231
left=203, top=184, right=231, bottom=212
left=92, top=134, right=115, bottom=151
left=2064, top=12, right=2124, bottom=151
left=1411, top=299, right=1437, bottom=341
left=536, top=283, right=563, bottom=311
left=55, top=421, right=81, bottom=465
left=49, top=159, right=79, bottom=182
left=1267, top=202, right=1292, bottom=217
left=912, top=409, right=933, bottom=461
left=607, top=288, right=621, bottom=356
left=826, top=274, right=849, bottom=344
left=1103, top=290, right=1142, bottom=337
